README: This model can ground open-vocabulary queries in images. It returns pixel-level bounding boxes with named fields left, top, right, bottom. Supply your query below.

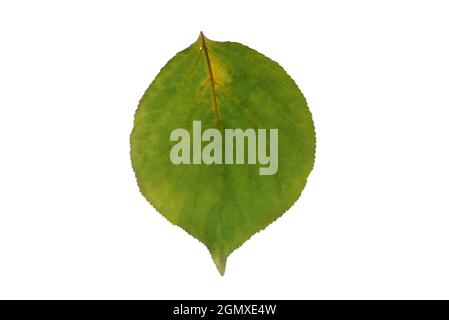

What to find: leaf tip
left=211, top=251, right=227, bottom=276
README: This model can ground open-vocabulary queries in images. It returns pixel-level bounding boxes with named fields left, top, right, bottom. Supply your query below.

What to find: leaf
left=130, top=33, right=315, bottom=275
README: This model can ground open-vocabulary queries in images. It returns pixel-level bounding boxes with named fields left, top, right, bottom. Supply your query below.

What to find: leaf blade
left=130, top=34, right=315, bottom=275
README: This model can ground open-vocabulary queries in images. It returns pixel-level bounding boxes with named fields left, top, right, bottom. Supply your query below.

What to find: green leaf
left=130, top=33, right=315, bottom=275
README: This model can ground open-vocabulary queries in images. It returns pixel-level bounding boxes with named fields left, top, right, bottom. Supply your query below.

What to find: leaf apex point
left=211, top=251, right=227, bottom=276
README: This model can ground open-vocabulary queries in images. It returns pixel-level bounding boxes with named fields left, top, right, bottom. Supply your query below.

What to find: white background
left=0, top=0, right=448, bottom=299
